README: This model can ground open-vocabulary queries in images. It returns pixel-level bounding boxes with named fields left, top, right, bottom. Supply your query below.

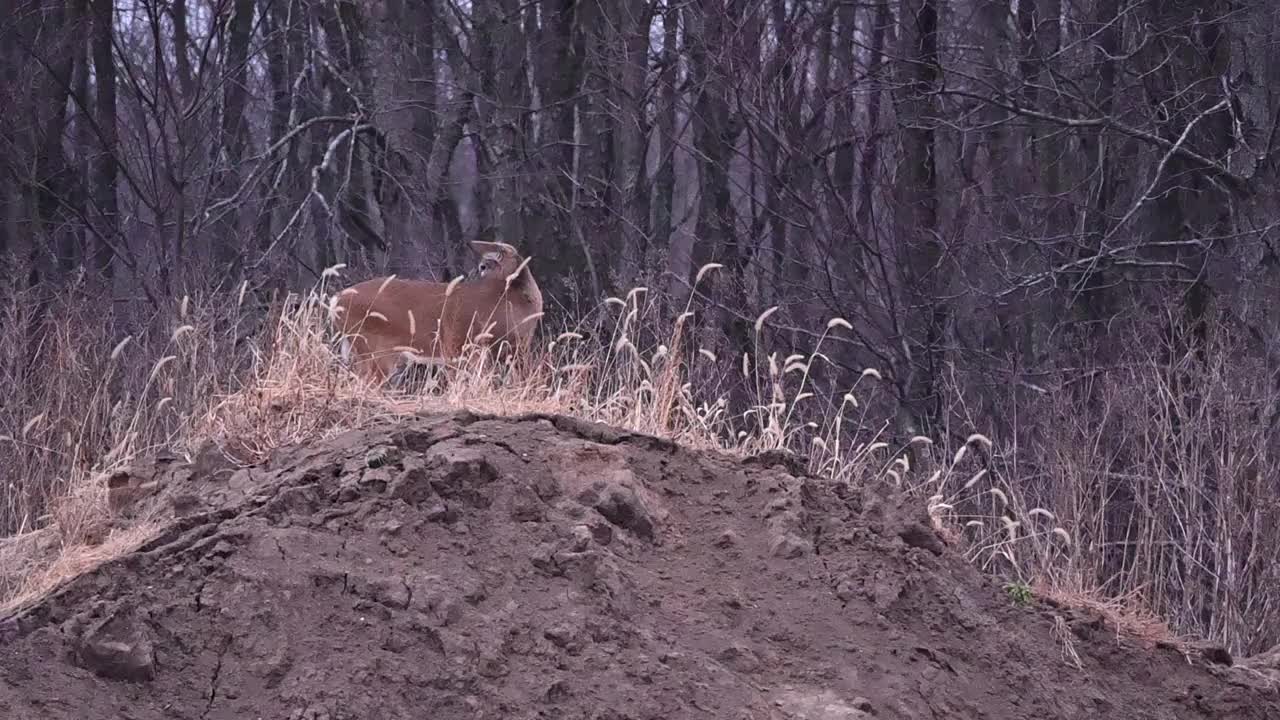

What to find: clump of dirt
left=2, top=411, right=1277, bottom=719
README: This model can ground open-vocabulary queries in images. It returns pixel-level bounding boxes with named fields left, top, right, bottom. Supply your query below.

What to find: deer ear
left=470, top=241, right=519, bottom=258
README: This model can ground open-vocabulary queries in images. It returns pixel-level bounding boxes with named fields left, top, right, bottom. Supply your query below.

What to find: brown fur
left=329, top=241, right=543, bottom=384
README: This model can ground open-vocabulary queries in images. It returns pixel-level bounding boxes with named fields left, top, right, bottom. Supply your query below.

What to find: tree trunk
left=1072, top=0, right=1122, bottom=350
left=686, top=0, right=749, bottom=366
left=613, top=0, right=653, bottom=288
left=318, top=0, right=384, bottom=259
left=651, top=4, right=680, bottom=275
left=853, top=0, right=889, bottom=271
left=573, top=0, right=615, bottom=298
left=31, top=0, right=79, bottom=287
left=91, top=0, right=117, bottom=278
left=891, top=0, right=944, bottom=440
left=211, top=0, right=255, bottom=272
left=171, top=0, right=194, bottom=97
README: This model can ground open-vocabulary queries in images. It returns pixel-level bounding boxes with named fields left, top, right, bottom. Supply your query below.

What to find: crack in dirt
left=809, top=523, right=846, bottom=608
left=484, top=437, right=526, bottom=460
left=391, top=428, right=460, bottom=454
left=200, top=635, right=231, bottom=719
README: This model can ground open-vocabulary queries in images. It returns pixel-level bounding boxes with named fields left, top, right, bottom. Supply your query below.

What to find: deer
left=328, top=241, right=544, bottom=386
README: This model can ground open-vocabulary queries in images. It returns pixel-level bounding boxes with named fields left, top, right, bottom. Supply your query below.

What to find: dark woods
left=3, top=0, right=1280, bottom=652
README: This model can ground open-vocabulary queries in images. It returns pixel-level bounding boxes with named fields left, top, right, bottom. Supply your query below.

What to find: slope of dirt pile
left=2, top=411, right=1278, bottom=719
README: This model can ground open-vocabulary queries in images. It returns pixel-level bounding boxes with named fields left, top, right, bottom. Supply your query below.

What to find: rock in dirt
left=2, top=410, right=1278, bottom=720
left=774, top=687, right=874, bottom=719
left=68, top=605, right=156, bottom=682
left=714, top=529, right=739, bottom=548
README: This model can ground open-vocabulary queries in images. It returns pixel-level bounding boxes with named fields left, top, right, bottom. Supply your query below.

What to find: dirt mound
left=2, top=411, right=1277, bottom=719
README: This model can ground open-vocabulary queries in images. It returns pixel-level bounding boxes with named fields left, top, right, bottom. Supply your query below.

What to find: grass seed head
left=695, top=262, right=723, bottom=284
left=110, top=336, right=133, bottom=360
left=754, top=306, right=779, bottom=333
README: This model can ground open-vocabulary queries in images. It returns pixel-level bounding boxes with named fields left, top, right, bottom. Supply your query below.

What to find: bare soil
left=2, top=411, right=1277, bottom=719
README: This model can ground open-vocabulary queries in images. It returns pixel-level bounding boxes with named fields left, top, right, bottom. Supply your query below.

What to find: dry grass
left=0, top=521, right=160, bottom=614
left=1035, top=576, right=1184, bottom=650
left=1, top=267, right=1276, bottom=659
left=0, top=282, right=252, bottom=614
left=0, top=286, right=245, bottom=531
left=994, top=318, right=1275, bottom=655
left=1051, top=614, right=1084, bottom=669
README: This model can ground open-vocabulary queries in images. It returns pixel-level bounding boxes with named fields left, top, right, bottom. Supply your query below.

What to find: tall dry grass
left=923, top=316, right=1280, bottom=655
left=2, top=267, right=1278, bottom=657
left=0, top=287, right=251, bottom=533
left=0, top=282, right=256, bottom=605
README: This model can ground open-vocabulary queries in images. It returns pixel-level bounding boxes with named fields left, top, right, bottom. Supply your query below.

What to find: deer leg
left=371, top=344, right=402, bottom=387
left=396, top=356, right=449, bottom=393
left=354, top=353, right=388, bottom=386
left=344, top=331, right=395, bottom=387
left=342, top=333, right=376, bottom=383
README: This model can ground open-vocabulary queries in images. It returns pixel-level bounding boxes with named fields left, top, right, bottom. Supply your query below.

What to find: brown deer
left=329, top=241, right=544, bottom=385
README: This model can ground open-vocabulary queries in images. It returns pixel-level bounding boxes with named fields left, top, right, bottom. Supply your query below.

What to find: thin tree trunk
left=212, top=0, right=254, bottom=272
left=853, top=0, right=889, bottom=269
left=651, top=4, right=680, bottom=272
left=68, top=0, right=91, bottom=274
left=614, top=0, right=653, bottom=288
left=31, top=0, right=79, bottom=287
left=687, top=0, right=748, bottom=366
left=91, top=0, right=118, bottom=277
left=171, top=0, right=194, bottom=97
left=892, top=0, right=944, bottom=439
left=522, top=0, right=591, bottom=303
left=1073, top=0, right=1121, bottom=346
